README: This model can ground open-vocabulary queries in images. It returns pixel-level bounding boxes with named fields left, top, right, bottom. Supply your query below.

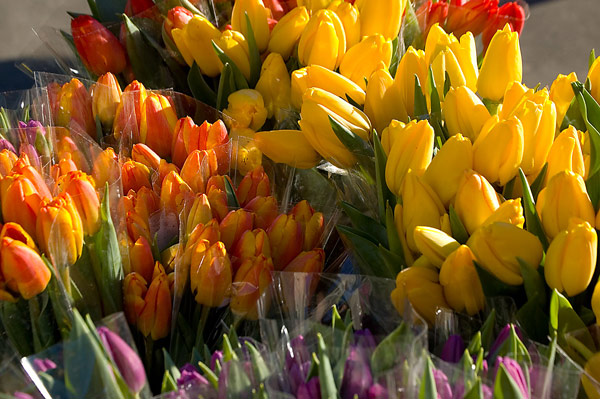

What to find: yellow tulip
left=365, top=67, right=394, bottom=134
left=291, top=65, right=366, bottom=109
left=231, top=0, right=271, bottom=53
left=298, top=9, right=346, bottom=70
left=327, top=0, right=360, bottom=48
left=442, top=86, right=490, bottom=142
left=447, top=32, right=478, bottom=92
left=413, top=226, right=460, bottom=268
left=268, top=6, right=310, bottom=59
left=473, top=115, right=524, bottom=186
left=339, top=35, right=393, bottom=90
left=546, top=126, right=586, bottom=182
left=454, top=170, right=500, bottom=234
left=467, top=222, right=543, bottom=285
left=386, top=47, right=428, bottom=121
left=223, top=89, right=268, bottom=131
left=380, top=119, right=405, bottom=156
left=481, top=199, right=525, bottom=228
left=582, top=352, right=600, bottom=399
left=254, top=129, right=321, bottom=168
left=355, top=0, right=407, bottom=40
left=588, top=56, right=600, bottom=104
left=385, top=119, right=434, bottom=195
left=424, top=23, right=457, bottom=66
left=182, top=16, right=221, bottom=76
left=402, top=171, right=446, bottom=252
left=255, top=53, right=291, bottom=121
left=536, top=171, right=595, bottom=239
left=549, top=72, right=577, bottom=129
left=297, top=0, right=331, bottom=14
left=423, top=133, right=473, bottom=207
left=299, top=87, right=371, bottom=168
left=477, top=24, right=522, bottom=101
left=92, top=72, right=122, bottom=128
left=545, top=219, right=597, bottom=297
left=213, top=30, right=251, bottom=80
left=439, top=245, right=484, bottom=315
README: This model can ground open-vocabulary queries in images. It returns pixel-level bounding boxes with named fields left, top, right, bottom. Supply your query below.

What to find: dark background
left=0, top=0, right=599, bottom=91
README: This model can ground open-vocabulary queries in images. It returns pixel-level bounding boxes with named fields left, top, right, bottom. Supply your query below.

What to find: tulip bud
left=126, top=210, right=152, bottom=244
left=546, top=126, right=586, bottom=182
left=140, top=93, right=178, bottom=159
left=57, top=171, right=101, bottom=236
left=231, top=255, right=274, bottom=319
left=390, top=266, right=449, bottom=325
left=483, top=2, right=526, bottom=48
left=175, top=16, right=221, bottom=73
left=356, top=0, right=406, bottom=40
left=113, top=80, right=147, bottom=140
left=423, top=133, right=473, bottom=207
left=255, top=53, right=292, bottom=121
left=283, top=248, right=324, bottom=275
left=180, top=149, right=219, bottom=193
left=589, top=56, right=600, bottom=104
left=137, top=264, right=171, bottom=340
left=206, top=189, right=229, bottom=222
left=219, top=209, right=254, bottom=250
left=56, top=78, right=95, bottom=139
left=327, top=0, right=360, bottom=48
left=232, top=229, right=271, bottom=264
left=482, top=198, right=525, bottom=228
left=267, top=214, right=304, bottom=270
left=123, top=272, right=148, bottom=325
left=190, top=241, right=232, bottom=307
left=445, top=0, right=497, bottom=37
left=71, top=16, right=127, bottom=75
left=413, top=226, right=460, bottom=268
left=231, top=0, right=271, bottom=53
left=428, top=31, right=479, bottom=96
left=1, top=176, right=44, bottom=242
left=550, top=72, right=577, bottom=129
left=291, top=65, right=366, bottom=110
left=340, top=35, right=393, bottom=91
left=92, top=147, right=119, bottom=188
left=0, top=150, right=17, bottom=178
left=0, top=223, right=37, bottom=251
left=244, top=195, right=279, bottom=230
left=0, top=237, right=50, bottom=300
left=51, top=155, right=79, bottom=182
left=11, top=158, right=52, bottom=200
left=364, top=68, right=395, bottom=135
left=467, top=222, right=543, bottom=285
left=160, top=171, right=193, bottom=215
left=340, top=346, right=373, bottom=399
left=164, top=6, right=193, bottom=41
left=439, top=245, right=484, bottom=315
left=223, top=89, right=268, bottom=131
left=385, top=119, right=434, bottom=196
left=185, top=194, right=213, bottom=238
left=186, top=221, right=221, bottom=266
left=477, top=24, right=522, bottom=101
left=386, top=47, right=428, bottom=121
left=255, top=129, right=321, bottom=169
left=472, top=115, right=524, bottom=186
left=237, top=166, right=271, bottom=207
left=92, top=73, right=122, bottom=128
left=130, top=236, right=154, bottom=283
left=132, top=143, right=161, bottom=171
left=290, top=200, right=324, bottom=250
left=442, top=86, right=491, bottom=142
left=299, top=87, right=372, bottom=168
left=268, top=6, right=310, bottom=59
left=536, top=171, right=595, bottom=239
left=298, top=10, right=346, bottom=70
left=122, top=160, right=152, bottom=194
left=417, top=0, right=449, bottom=38
left=214, top=30, right=251, bottom=80
left=454, top=170, right=501, bottom=234
left=130, top=186, right=160, bottom=221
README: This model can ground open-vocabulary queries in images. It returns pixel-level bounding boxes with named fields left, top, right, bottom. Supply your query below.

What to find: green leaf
left=443, top=71, right=451, bottom=97
left=244, top=12, right=261, bottom=87
left=502, top=176, right=516, bottom=199
left=188, top=62, right=218, bottom=106
left=590, top=49, right=597, bottom=70
left=467, top=332, right=482, bottom=355
left=197, top=361, right=219, bottom=389
left=419, top=356, right=438, bottom=399
left=480, top=309, right=496, bottom=352
left=336, top=225, right=396, bottom=278
left=317, top=333, right=338, bottom=399
left=371, top=323, right=410, bottom=376
left=549, top=289, right=594, bottom=362
left=449, top=205, right=469, bottom=244
left=586, top=169, right=600, bottom=211
left=572, top=81, right=600, bottom=177
left=346, top=94, right=363, bottom=111
left=494, top=364, right=526, bottom=399
left=518, top=257, right=546, bottom=306
left=222, top=334, right=239, bottom=362
left=306, top=352, right=320, bottom=381
left=212, top=41, right=249, bottom=90
left=559, top=95, right=586, bottom=131
left=160, top=371, right=177, bottom=393
left=374, top=132, right=395, bottom=222
left=331, top=305, right=346, bottom=331
left=245, top=341, right=270, bottom=382
left=529, top=163, right=547, bottom=201
left=340, top=201, right=388, bottom=246
left=216, top=62, right=236, bottom=110
left=474, top=262, right=521, bottom=299
left=224, top=176, right=240, bottom=208
left=94, top=0, right=127, bottom=22
left=85, top=0, right=100, bottom=20
left=463, top=379, right=484, bottom=399
left=515, top=297, right=548, bottom=344
left=328, top=115, right=374, bottom=159
left=163, top=348, right=181, bottom=382
left=0, top=300, right=34, bottom=356
left=378, top=244, right=405, bottom=275
left=385, top=203, right=405, bottom=262
left=493, top=324, right=531, bottom=365
left=226, top=360, right=253, bottom=399
left=414, top=75, right=428, bottom=120
left=389, top=36, right=400, bottom=78
left=518, top=168, right=549, bottom=251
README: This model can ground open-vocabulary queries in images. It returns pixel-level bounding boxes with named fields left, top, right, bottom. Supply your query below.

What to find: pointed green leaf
left=222, top=334, right=239, bottom=362
left=559, top=96, right=586, bottom=131
left=188, top=62, right=217, bottom=106
left=517, top=257, right=546, bottom=306
left=480, top=309, right=496, bottom=352
left=449, top=205, right=469, bottom=244
left=414, top=75, right=428, bottom=120
left=244, top=12, right=261, bottom=87
left=340, top=201, right=388, bottom=246
left=463, top=378, right=484, bottom=399
left=336, top=224, right=396, bottom=278
left=212, top=41, right=249, bottom=90
left=331, top=305, right=346, bottom=331
left=586, top=169, right=600, bottom=211
left=385, top=203, right=405, bottom=261
left=529, top=163, right=547, bottom=201
left=328, top=115, right=374, bottom=158
left=163, top=348, right=181, bottom=382
left=389, top=36, right=400, bottom=77
left=518, top=168, right=549, bottom=251
left=371, top=323, right=410, bottom=377
left=374, top=132, right=395, bottom=222
left=494, top=364, right=526, bottom=399
left=467, top=332, right=482, bottom=354
left=161, top=371, right=178, bottom=393
left=419, top=356, right=438, bottom=399
left=379, top=244, right=405, bottom=275
left=197, top=361, right=219, bottom=389
left=224, top=176, right=240, bottom=208
left=317, top=334, right=337, bottom=399
left=572, top=81, right=600, bottom=177
left=245, top=341, right=270, bottom=382
left=345, top=94, right=363, bottom=111
left=590, top=49, right=597, bottom=70
left=216, top=62, right=236, bottom=110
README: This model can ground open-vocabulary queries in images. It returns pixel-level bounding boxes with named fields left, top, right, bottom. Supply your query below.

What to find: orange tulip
left=132, top=143, right=161, bottom=171
left=0, top=150, right=17, bottom=178
left=231, top=229, right=271, bottom=272
left=180, top=150, right=219, bottom=193
left=267, top=214, right=304, bottom=270
left=290, top=200, right=324, bottom=250
left=244, top=196, right=279, bottom=230
left=123, top=272, right=148, bottom=325
left=11, top=158, right=52, bottom=200
left=126, top=210, right=152, bottom=244
left=0, top=222, right=37, bottom=250
left=137, top=263, right=171, bottom=340
left=283, top=248, right=324, bottom=274
left=92, top=72, right=122, bottom=127
left=51, top=154, right=79, bottom=182
left=237, top=165, right=271, bottom=207
left=122, top=160, right=152, bottom=194
left=231, top=255, right=274, bottom=319
left=92, top=147, right=119, bottom=189
left=0, top=175, right=44, bottom=241
left=0, top=237, right=50, bottom=300
left=190, top=241, right=232, bottom=307
left=139, top=93, right=178, bottom=159
left=57, top=171, right=100, bottom=236
left=129, top=236, right=154, bottom=283
left=185, top=220, right=221, bottom=267
left=160, top=171, right=193, bottom=215
left=113, top=80, right=148, bottom=141
left=56, top=78, right=95, bottom=138
left=219, top=209, right=254, bottom=250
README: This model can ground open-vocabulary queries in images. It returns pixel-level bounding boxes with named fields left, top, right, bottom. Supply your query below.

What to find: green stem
left=60, top=266, right=72, bottom=297
left=566, top=334, right=595, bottom=361
left=195, top=306, right=210, bottom=349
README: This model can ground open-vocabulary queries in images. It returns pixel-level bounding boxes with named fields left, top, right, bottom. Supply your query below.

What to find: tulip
left=232, top=229, right=271, bottom=264
left=583, top=352, right=600, bottom=399
left=356, top=0, right=406, bottom=40
left=206, top=187, right=229, bottom=222
left=298, top=10, right=346, bottom=70
left=454, top=170, right=501, bottom=234
left=339, top=35, right=393, bottom=92
left=386, top=47, right=428, bottom=121
left=71, top=16, right=127, bottom=75
left=290, top=200, right=324, bottom=250
left=137, top=264, right=171, bottom=340
left=390, top=266, right=449, bottom=325
left=482, top=2, right=526, bottom=49
left=365, top=68, right=394, bottom=135
left=175, top=16, right=221, bottom=74
left=297, top=377, right=321, bottom=399
left=1, top=236, right=50, bottom=300
left=442, top=86, right=491, bottom=142
left=493, top=357, right=529, bottom=399
left=1, top=176, right=44, bottom=242
left=413, top=227, right=460, bottom=268
left=380, top=119, right=405, bottom=156
left=299, top=87, right=372, bottom=168
left=244, top=196, right=279, bottom=230
left=91, top=147, right=118, bottom=189
left=326, top=0, right=360, bottom=49
left=126, top=210, right=152, bottom=245
left=121, top=160, right=152, bottom=194
left=180, top=149, right=219, bottom=193
left=51, top=154, right=79, bottom=182
left=113, top=80, right=147, bottom=141
left=441, top=335, right=465, bottom=363
left=56, top=78, right=95, bottom=138
left=477, top=24, right=522, bottom=101
left=536, top=171, right=595, bottom=239
left=91, top=72, right=122, bottom=128
left=139, top=93, right=178, bottom=159
left=11, top=158, right=52, bottom=200
left=185, top=194, right=213, bottom=238
left=424, top=22, right=457, bottom=66
left=268, top=6, right=310, bottom=59
left=36, top=194, right=84, bottom=266
left=417, top=0, right=449, bottom=38
left=549, top=72, right=577, bottom=129
left=439, top=245, right=484, bottom=315
left=132, top=143, right=161, bottom=172
left=340, top=346, right=373, bottom=399
left=214, top=30, right=251, bottom=79
left=255, top=53, right=292, bottom=121
left=177, top=363, right=209, bottom=388
left=160, top=171, right=193, bottom=215
left=385, top=119, right=434, bottom=196
left=482, top=198, right=525, bottom=228
left=445, top=0, right=497, bottom=37
left=467, top=222, right=543, bottom=285
left=190, top=241, right=232, bottom=307
left=230, top=255, right=274, bottom=319
left=424, top=133, right=473, bottom=207
left=0, top=223, right=37, bottom=250
left=267, top=213, right=305, bottom=269
left=186, top=221, right=221, bottom=265
left=128, top=236, right=154, bottom=283
left=255, top=129, right=321, bottom=169
left=237, top=166, right=271, bottom=207
left=97, top=326, right=146, bottom=394
left=546, top=126, right=586, bottom=184
left=0, top=150, right=17, bottom=178
left=545, top=219, right=597, bottom=297
left=402, top=172, right=446, bottom=252
left=125, top=186, right=160, bottom=222
left=589, top=56, right=600, bottom=104
left=123, top=272, right=148, bottom=325
left=231, top=0, right=271, bottom=52
left=163, top=6, right=193, bottom=41
left=223, top=89, right=268, bottom=131
left=232, top=135, right=262, bottom=175
left=472, top=115, right=524, bottom=186
left=57, top=171, right=100, bottom=236
left=282, top=249, right=325, bottom=294
left=219, top=209, right=254, bottom=250
left=428, top=30, right=479, bottom=95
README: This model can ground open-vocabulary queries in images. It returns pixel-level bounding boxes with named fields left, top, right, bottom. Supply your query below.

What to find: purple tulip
left=33, top=358, right=57, bottom=373
left=0, top=138, right=16, bottom=153
left=488, top=324, right=523, bottom=360
left=18, top=120, right=46, bottom=144
left=285, top=335, right=310, bottom=369
left=289, top=361, right=310, bottom=394
left=368, top=383, right=388, bottom=399
left=355, top=329, right=377, bottom=353
left=441, top=335, right=465, bottom=363
left=211, top=350, right=224, bottom=371
left=434, top=369, right=453, bottom=399
left=297, top=377, right=321, bottom=399
left=13, top=393, right=33, bottom=399
left=97, top=327, right=146, bottom=394
left=340, top=347, right=373, bottom=399
left=494, top=357, right=529, bottom=399
left=178, top=363, right=209, bottom=388
left=19, top=143, right=41, bottom=170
